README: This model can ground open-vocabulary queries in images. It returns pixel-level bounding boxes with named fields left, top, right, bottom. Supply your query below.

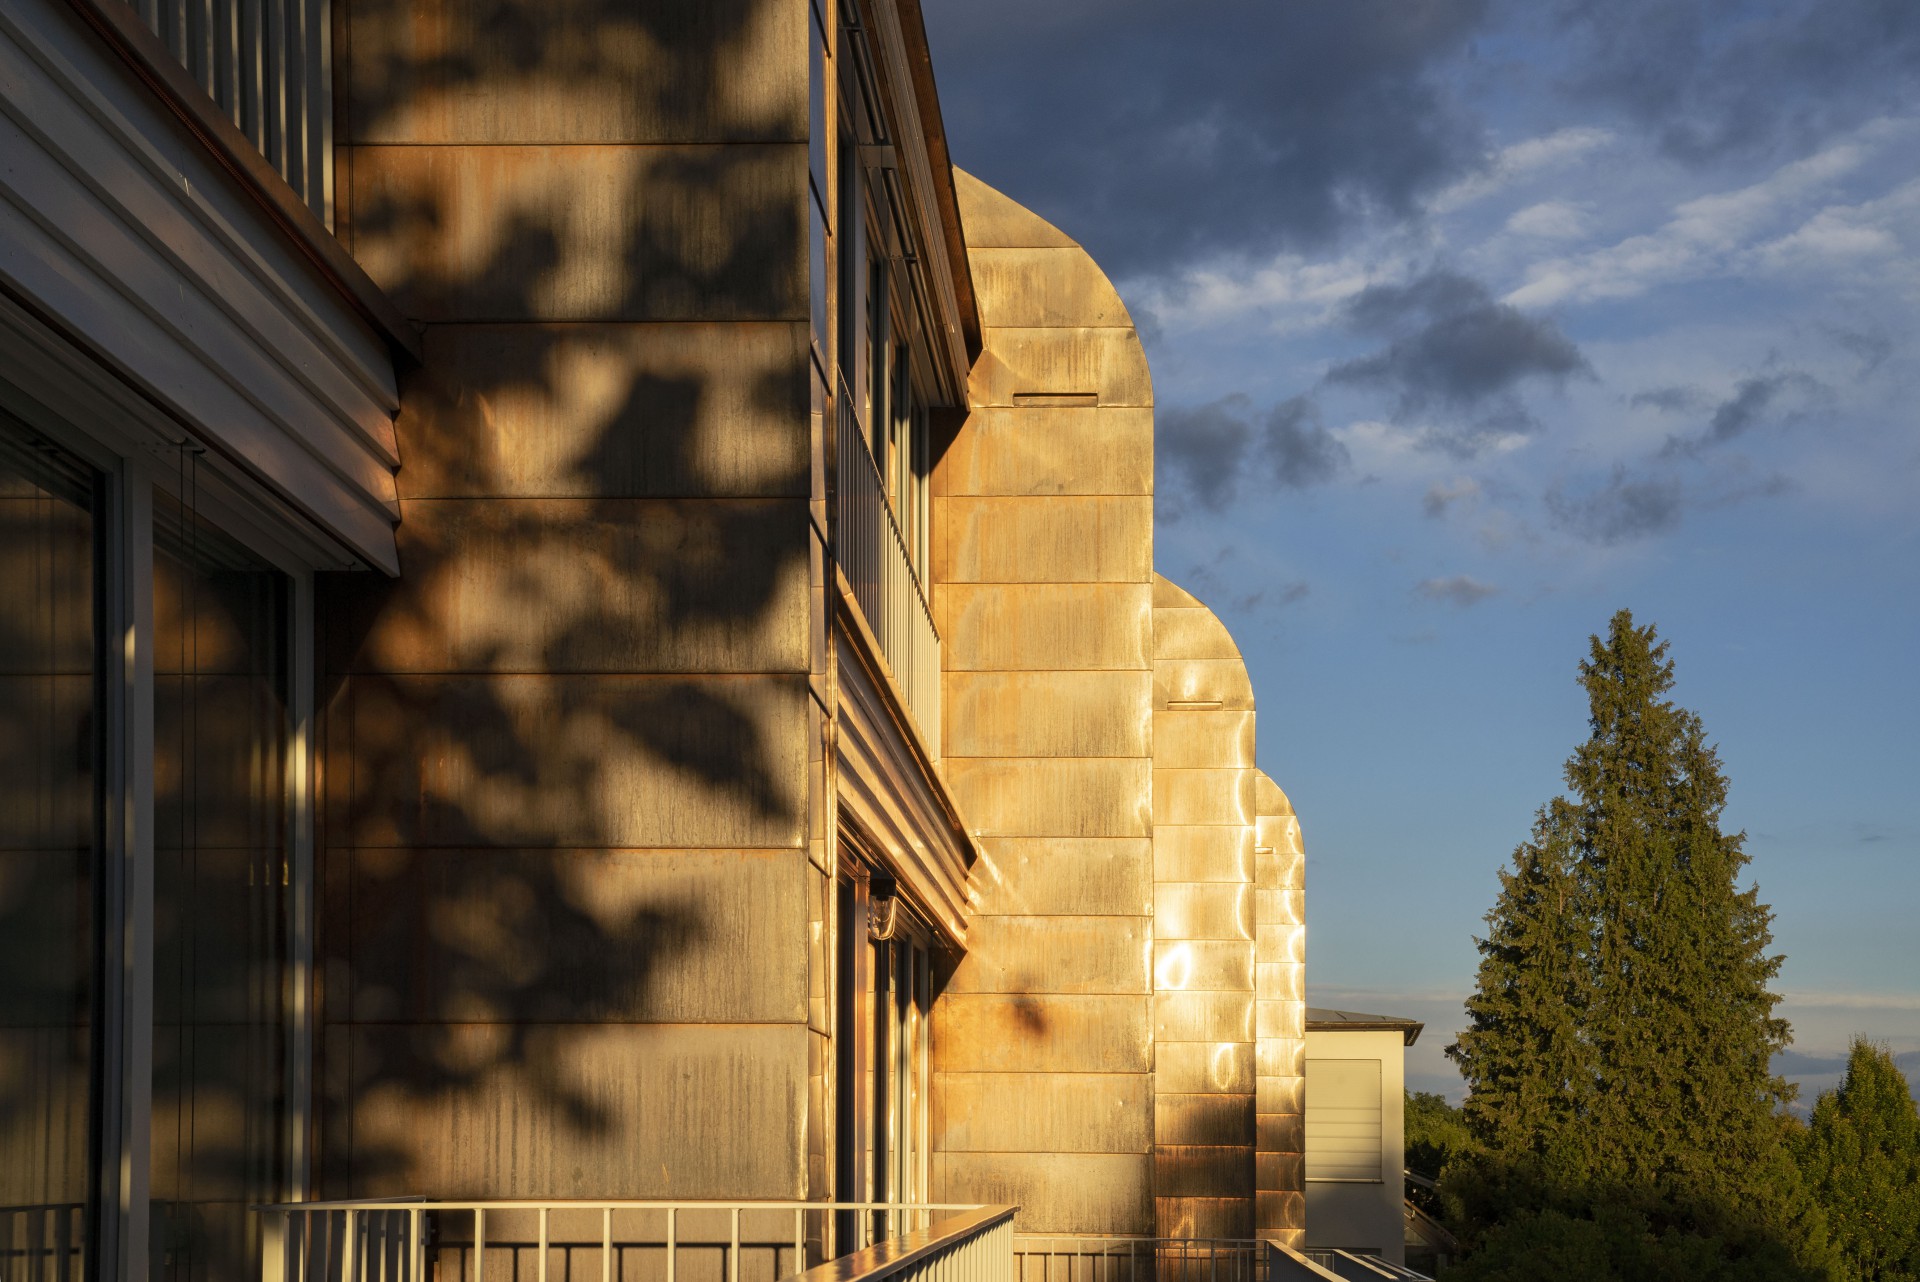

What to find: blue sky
left=924, top=0, right=1920, bottom=1104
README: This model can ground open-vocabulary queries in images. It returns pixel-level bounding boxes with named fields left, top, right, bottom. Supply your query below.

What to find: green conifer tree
left=1567, top=611, right=1799, bottom=1233
left=1444, top=610, right=1829, bottom=1277
left=1449, top=798, right=1586, bottom=1167
left=1797, top=1039, right=1920, bottom=1282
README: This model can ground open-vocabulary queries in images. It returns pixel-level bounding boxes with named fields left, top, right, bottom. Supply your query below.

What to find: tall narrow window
left=0, top=412, right=102, bottom=1279
left=149, top=487, right=292, bottom=1282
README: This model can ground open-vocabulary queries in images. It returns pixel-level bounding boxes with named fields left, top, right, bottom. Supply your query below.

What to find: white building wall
left=1304, top=1027, right=1407, bottom=1265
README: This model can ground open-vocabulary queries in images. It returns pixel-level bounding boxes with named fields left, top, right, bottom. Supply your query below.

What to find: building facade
left=1303, top=1009, right=1424, bottom=1267
left=0, top=2, right=1312, bottom=1279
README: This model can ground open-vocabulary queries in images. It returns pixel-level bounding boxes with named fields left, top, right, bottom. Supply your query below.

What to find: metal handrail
left=834, top=371, right=942, bottom=754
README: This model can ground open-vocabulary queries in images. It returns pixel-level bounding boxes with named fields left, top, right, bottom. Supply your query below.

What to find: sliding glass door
left=150, top=489, right=294, bottom=1282
left=0, top=413, right=103, bottom=1280
left=0, top=390, right=314, bottom=1282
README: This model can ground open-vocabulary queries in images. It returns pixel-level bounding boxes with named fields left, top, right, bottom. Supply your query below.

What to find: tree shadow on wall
left=314, top=0, right=817, bottom=1201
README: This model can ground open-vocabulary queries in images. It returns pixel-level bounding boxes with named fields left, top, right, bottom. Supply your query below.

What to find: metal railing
left=129, top=0, right=333, bottom=221
left=0, top=1203, right=87, bottom=1282
left=1296, top=1252, right=1425, bottom=1281
left=835, top=375, right=941, bottom=756
left=254, top=1200, right=1007, bottom=1282
left=1013, top=1237, right=1269, bottom=1282
left=1265, top=1247, right=1345, bottom=1282
left=1006, top=1239, right=1404, bottom=1282
left=799, top=1207, right=1013, bottom=1282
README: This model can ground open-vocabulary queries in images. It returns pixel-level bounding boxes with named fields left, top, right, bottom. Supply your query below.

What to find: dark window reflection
left=150, top=488, right=290, bottom=1282
left=0, top=412, right=100, bottom=1277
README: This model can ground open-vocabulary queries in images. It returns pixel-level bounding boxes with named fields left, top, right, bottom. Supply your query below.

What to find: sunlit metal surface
left=1254, top=774, right=1308, bottom=1248
left=1151, top=576, right=1258, bottom=1240
left=933, top=171, right=1157, bottom=1235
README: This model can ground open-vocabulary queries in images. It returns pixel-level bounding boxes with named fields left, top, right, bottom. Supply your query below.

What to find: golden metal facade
left=932, top=170, right=1158, bottom=1234
left=933, top=173, right=1308, bottom=1242
left=1150, top=576, right=1257, bottom=1239
left=1254, top=773, right=1308, bottom=1247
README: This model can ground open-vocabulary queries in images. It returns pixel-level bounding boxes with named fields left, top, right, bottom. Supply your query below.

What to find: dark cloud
left=1707, top=376, right=1788, bottom=443
left=1266, top=397, right=1352, bottom=489
left=1325, top=271, right=1590, bottom=451
left=1537, top=0, right=1920, bottom=164
left=1415, top=574, right=1499, bottom=606
left=1423, top=478, right=1481, bottom=518
left=1547, top=463, right=1789, bottom=544
left=923, top=0, right=1490, bottom=277
left=1546, top=468, right=1685, bottom=543
left=1825, top=324, right=1894, bottom=375
left=1631, top=385, right=1711, bottom=414
left=1159, top=394, right=1348, bottom=512
left=1659, top=371, right=1826, bottom=457
left=1158, top=397, right=1255, bottom=513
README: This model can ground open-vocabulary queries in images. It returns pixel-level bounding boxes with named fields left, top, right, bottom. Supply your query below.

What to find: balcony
left=248, top=1201, right=1443, bottom=1282
left=829, top=373, right=974, bottom=947
left=835, top=374, right=941, bottom=758
left=254, top=1201, right=1014, bottom=1282
left=1005, top=1236, right=1427, bottom=1282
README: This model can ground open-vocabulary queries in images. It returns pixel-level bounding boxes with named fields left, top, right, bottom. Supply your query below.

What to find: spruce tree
left=1445, top=610, right=1827, bottom=1276
left=1568, top=611, right=1797, bottom=1229
left=1796, top=1039, right=1920, bottom=1282
left=1449, top=798, right=1586, bottom=1170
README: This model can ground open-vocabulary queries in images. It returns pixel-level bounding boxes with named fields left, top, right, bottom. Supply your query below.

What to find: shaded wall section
left=317, top=0, right=819, bottom=1199
left=931, top=170, right=1156, bottom=1234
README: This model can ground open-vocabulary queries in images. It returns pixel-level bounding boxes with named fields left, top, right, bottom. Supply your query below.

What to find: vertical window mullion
left=97, top=457, right=156, bottom=1282
left=283, top=571, right=314, bottom=1201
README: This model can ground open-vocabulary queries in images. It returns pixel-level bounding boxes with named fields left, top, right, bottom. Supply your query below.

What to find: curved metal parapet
left=932, top=177, right=1309, bottom=1248
left=934, top=171, right=1157, bottom=1235
left=1145, top=577, right=1308, bottom=1248
left=1252, top=772, right=1307, bottom=1248
left=1149, top=575, right=1258, bottom=1240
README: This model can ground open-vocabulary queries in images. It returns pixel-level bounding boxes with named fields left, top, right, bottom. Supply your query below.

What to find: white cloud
left=1126, top=249, right=1391, bottom=336
left=1753, top=175, right=1920, bottom=280
left=1429, top=126, right=1617, bottom=214
left=1504, top=200, right=1593, bottom=240
left=1505, top=132, right=1892, bottom=307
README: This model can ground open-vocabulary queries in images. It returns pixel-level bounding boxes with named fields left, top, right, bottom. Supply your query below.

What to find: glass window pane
left=0, top=411, right=101, bottom=1277
left=150, top=487, right=291, bottom=1282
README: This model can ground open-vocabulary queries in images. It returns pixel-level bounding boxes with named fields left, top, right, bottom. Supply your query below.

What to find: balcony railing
left=129, top=0, right=332, bottom=221
left=834, top=376, right=941, bottom=756
left=254, top=1200, right=1013, bottom=1282
left=1013, top=1236, right=1271, bottom=1282
left=0, top=1203, right=86, bottom=1282
left=1007, top=1238, right=1411, bottom=1282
